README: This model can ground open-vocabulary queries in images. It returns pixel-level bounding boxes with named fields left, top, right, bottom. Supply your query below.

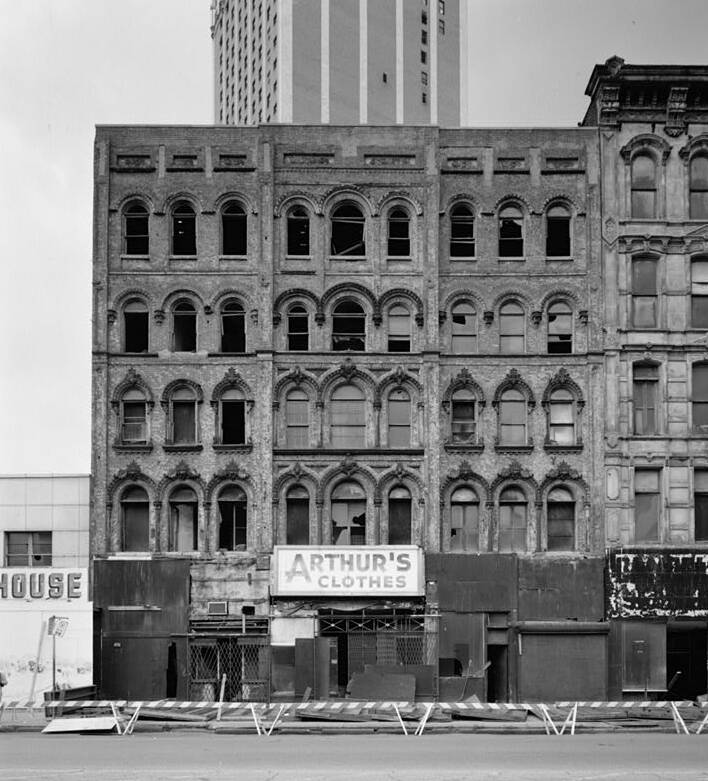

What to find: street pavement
left=1, top=733, right=708, bottom=780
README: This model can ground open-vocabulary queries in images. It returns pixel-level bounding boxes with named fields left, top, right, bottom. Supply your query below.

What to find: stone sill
left=163, top=443, right=203, bottom=452
left=113, top=442, right=153, bottom=452
left=213, top=443, right=254, bottom=452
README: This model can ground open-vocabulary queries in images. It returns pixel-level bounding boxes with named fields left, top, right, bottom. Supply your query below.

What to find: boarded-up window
left=691, top=258, right=708, bottom=328
left=450, top=486, right=479, bottom=552
left=498, top=205, right=523, bottom=257
left=499, top=486, right=527, bottom=552
left=622, top=621, right=666, bottom=692
left=499, top=301, right=525, bottom=353
left=690, top=156, right=708, bottom=220
left=287, top=206, right=310, bottom=255
left=631, top=155, right=656, bottom=219
left=124, top=299, right=149, bottom=353
left=547, top=301, right=572, bottom=354
left=121, top=388, right=147, bottom=443
left=172, top=200, right=196, bottom=255
left=634, top=470, right=660, bottom=542
left=287, top=305, right=309, bottom=351
left=218, top=485, right=247, bottom=550
left=499, top=388, right=526, bottom=445
left=546, top=204, right=571, bottom=257
left=330, top=385, right=365, bottom=447
left=169, top=486, right=198, bottom=551
left=548, top=388, right=575, bottom=445
left=331, top=202, right=365, bottom=257
left=221, top=299, right=245, bottom=353
left=220, top=388, right=245, bottom=445
left=547, top=486, right=575, bottom=550
left=123, top=202, right=149, bottom=255
left=692, top=363, right=708, bottom=432
left=286, top=485, right=309, bottom=544
left=388, top=486, right=412, bottom=544
left=331, top=481, right=366, bottom=545
left=388, top=388, right=411, bottom=447
left=332, top=301, right=365, bottom=351
left=451, top=302, right=476, bottom=353
left=387, top=306, right=411, bottom=352
left=121, top=487, right=149, bottom=552
left=450, top=204, right=475, bottom=258
left=222, top=201, right=247, bottom=255
left=170, top=386, right=197, bottom=444
left=387, top=208, right=410, bottom=257
left=285, top=388, right=309, bottom=448
left=631, top=258, right=658, bottom=328
left=633, top=363, right=658, bottom=434
left=695, top=469, right=708, bottom=542
left=451, top=389, right=476, bottom=442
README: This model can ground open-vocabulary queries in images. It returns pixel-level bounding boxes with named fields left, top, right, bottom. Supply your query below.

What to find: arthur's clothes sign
left=272, top=546, right=424, bottom=597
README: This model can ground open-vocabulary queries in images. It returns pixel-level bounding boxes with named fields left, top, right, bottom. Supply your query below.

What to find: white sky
left=1, top=0, right=707, bottom=474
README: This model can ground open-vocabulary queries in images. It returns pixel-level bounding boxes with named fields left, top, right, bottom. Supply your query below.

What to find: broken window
left=499, top=301, right=525, bottom=353
left=388, top=486, right=412, bottom=544
left=121, top=388, right=148, bottom=443
left=172, top=200, right=196, bottom=255
left=285, top=388, right=309, bottom=447
left=547, top=301, right=572, bottom=354
left=451, top=302, right=476, bottom=353
left=499, top=486, right=527, bottom=553
left=169, top=386, right=198, bottom=444
left=450, top=204, right=475, bottom=258
left=387, top=388, right=411, bottom=447
left=546, top=486, right=575, bottom=550
left=631, top=154, right=657, bottom=219
left=546, top=205, right=571, bottom=257
left=387, top=305, right=411, bottom=352
left=451, top=389, right=476, bottom=443
left=218, top=485, right=247, bottom=550
left=331, top=481, right=366, bottom=545
left=332, top=300, right=365, bottom=351
left=172, top=300, right=197, bottom=352
left=634, top=469, right=660, bottom=542
left=330, top=384, right=365, bottom=447
left=219, top=388, right=246, bottom=445
left=693, top=363, right=708, bottom=432
left=547, top=388, right=575, bottom=445
left=287, top=305, right=309, bottom=351
left=498, top=205, right=523, bottom=257
left=632, top=258, right=658, bottom=327
left=222, top=201, right=247, bottom=255
left=694, top=469, right=708, bottom=542
left=690, top=156, right=708, bottom=220
left=330, top=202, right=365, bottom=257
left=286, top=485, right=310, bottom=544
left=220, top=299, right=246, bottom=353
left=450, top=486, right=479, bottom=552
left=123, top=299, right=149, bottom=353
left=387, top=208, right=410, bottom=257
left=120, top=486, right=149, bottom=552
left=633, top=363, right=658, bottom=435
left=4, top=531, right=52, bottom=567
left=169, top=485, right=198, bottom=552
left=691, top=258, right=708, bottom=328
left=499, top=388, right=526, bottom=445
left=123, top=202, right=149, bottom=255
left=287, top=206, right=310, bottom=255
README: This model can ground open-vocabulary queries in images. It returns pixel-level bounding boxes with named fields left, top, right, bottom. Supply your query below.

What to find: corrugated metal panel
left=518, top=557, right=605, bottom=621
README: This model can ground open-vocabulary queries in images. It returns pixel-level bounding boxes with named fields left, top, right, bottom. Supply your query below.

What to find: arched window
left=633, top=363, right=658, bottom=435
left=450, top=204, right=475, bottom=258
left=690, top=156, right=708, bottom=220
left=287, top=305, right=309, bottom=351
left=450, top=486, right=479, bottom=552
left=547, top=486, right=575, bottom=551
left=287, top=206, right=310, bottom=256
left=388, top=388, right=411, bottom=447
left=451, top=388, right=476, bottom=443
left=332, top=301, right=365, bottom=351
left=547, top=388, right=575, bottom=445
left=123, top=202, right=149, bottom=255
left=498, top=204, right=523, bottom=257
left=499, top=301, right=525, bottom=353
left=547, top=301, right=572, bottom=354
left=330, top=385, right=365, bottom=447
left=168, top=385, right=198, bottom=444
left=218, top=388, right=246, bottom=445
left=172, top=300, right=197, bottom=352
left=693, top=363, right=708, bottom=432
left=120, top=486, right=149, bottom=552
left=387, top=208, right=410, bottom=257
left=631, top=154, right=656, bottom=218
left=499, top=486, right=527, bottom=553
left=168, top=485, right=198, bottom=552
left=217, top=485, right=247, bottom=550
left=631, top=257, right=658, bottom=327
left=220, top=299, right=245, bottom=353
left=546, top=204, right=571, bottom=257
left=387, top=305, right=411, bottom=352
left=388, top=486, right=411, bottom=544
left=286, top=485, right=310, bottom=544
left=221, top=201, right=247, bottom=255
left=172, top=200, right=196, bottom=255
left=123, top=299, right=149, bottom=353
left=331, top=202, right=365, bottom=257
left=331, top=481, right=366, bottom=545
left=121, top=388, right=148, bottom=444
left=691, top=257, right=708, bottom=328
left=499, top=388, right=527, bottom=445
left=451, top=302, right=476, bottom=353
left=285, top=388, right=309, bottom=447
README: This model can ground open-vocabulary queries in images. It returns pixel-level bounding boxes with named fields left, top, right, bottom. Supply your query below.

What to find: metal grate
left=189, top=635, right=270, bottom=702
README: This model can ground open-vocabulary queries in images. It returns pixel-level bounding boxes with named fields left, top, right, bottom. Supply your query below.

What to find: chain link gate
left=189, top=635, right=271, bottom=702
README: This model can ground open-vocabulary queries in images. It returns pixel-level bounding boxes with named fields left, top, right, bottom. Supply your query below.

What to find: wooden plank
left=43, top=716, right=118, bottom=734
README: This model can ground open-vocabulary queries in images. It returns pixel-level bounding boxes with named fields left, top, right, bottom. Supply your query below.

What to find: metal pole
left=52, top=631, right=56, bottom=695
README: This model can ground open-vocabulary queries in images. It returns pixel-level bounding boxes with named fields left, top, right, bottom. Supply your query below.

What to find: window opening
left=548, top=388, right=575, bottom=445
left=499, top=388, right=526, bottom=445
left=4, top=531, right=52, bottom=567
left=169, top=486, right=198, bottom=551
left=693, top=363, right=708, bottom=432
left=450, top=486, right=478, bottom=552
left=330, top=384, right=365, bottom=447
left=388, top=388, right=411, bottom=447
left=121, top=388, right=147, bottom=443
left=124, top=299, right=149, bottom=353
left=451, top=389, right=476, bottom=443
left=218, top=486, right=247, bottom=550
left=691, top=258, right=708, bottom=328
left=499, top=301, right=524, bottom=353
left=499, top=486, right=527, bottom=553
left=287, top=206, right=310, bottom=255
left=632, top=258, right=658, bottom=327
left=690, top=156, right=708, bottom=220
left=633, top=364, right=658, bottom=435
left=634, top=470, right=660, bottom=542
left=451, top=302, right=476, bottom=352
left=547, top=301, right=572, bottom=354
left=631, top=154, right=657, bottom=219
left=331, top=481, right=366, bottom=545
left=120, top=486, right=149, bottom=552
left=450, top=204, right=475, bottom=258
left=287, top=305, right=309, bottom=351
left=332, top=301, right=365, bottom=351
left=387, top=305, right=411, bottom=352
left=547, top=486, right=575, bottom=550
left=285, top=388, right=309, bottom=447
left=387, top=209, right=410, bottom=257
left=124, top=202, right=149, bottom=255
left=172, top=200, right=196, bottom=255
left=170, top=386, right=197, bottom=444
left=498, top=205, right=523, bottom=257
left=331, top=202, right=365, bottom=257
left=694, top=470, right=708, bottom=542
left=173, top=300, right=197, bottom=352
left=388, top=486, right=411, bottom=544
left=546, top=205, right=571, bottom=257
left=286, top=485, right=310, bottom=544
left=220, top=388, right=246, bottom=444
left=220, top=299, right=246, bottom=353
left=222, top=201, right=247, bottom=255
